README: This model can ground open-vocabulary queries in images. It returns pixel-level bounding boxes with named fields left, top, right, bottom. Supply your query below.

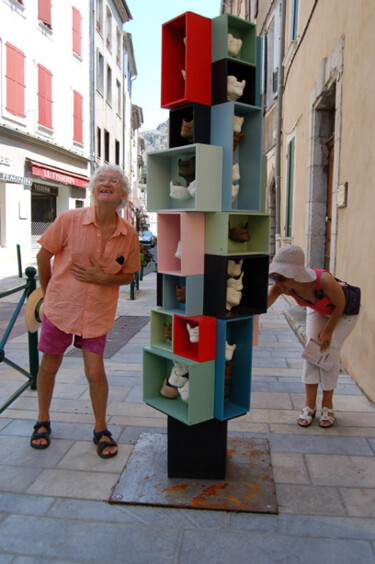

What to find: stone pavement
left=0, top=272, right=374, bottom=563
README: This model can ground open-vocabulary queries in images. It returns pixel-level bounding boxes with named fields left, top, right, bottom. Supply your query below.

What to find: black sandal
left=93, top=429, right=118, bottom=459
left=30, top=421, right=51, bottom=449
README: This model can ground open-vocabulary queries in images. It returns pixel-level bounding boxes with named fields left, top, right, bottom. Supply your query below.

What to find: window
left=72, top=7, right=82, bottom=57
left=5, top=42, right=25, bottom=118
left=106, top=65, right=112, bottom=105
left=97, top=51, right=104, bottom=93
left=116, top=28, right=121, bottom=65
left=38, top=0, right=52, bottom=28
left=106, top=8, right=112, bottom=51
left=96, top=0, right=103, bottom=33
left=262, top=2, right=280, bottom=108
left=97, top=127, right=101, bottom=158
left=290, top=0, right=299, bottom=41
left=37, top=64, right=53, bottom=128
left=116, top=79, right=121, bottom=115
left=104, top=130, right=110, bottom=162
left=73, top=90, right=83, bottom=144
left=285, top=138, right=295, bottom=237
left=115, top=140, right=120, bottom=165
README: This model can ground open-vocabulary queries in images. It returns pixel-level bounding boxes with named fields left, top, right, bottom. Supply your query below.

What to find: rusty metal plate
left=66, top=316, right=149, bottom=359
left=110, top=433, right=278, bottom=513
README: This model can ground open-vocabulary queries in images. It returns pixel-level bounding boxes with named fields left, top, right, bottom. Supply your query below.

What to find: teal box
left=143, top=346, right=215, bottom=425
left=205, top=211, right=270, bottom=255
left=212, top=14, right=257, bottom=65
left=150, top=308, right=174, bottom=353
left=215, top=317, right=253, bottom=421
left=211, top=102, right=264, bottom=212
left=147, top=143, right=223, bottom=212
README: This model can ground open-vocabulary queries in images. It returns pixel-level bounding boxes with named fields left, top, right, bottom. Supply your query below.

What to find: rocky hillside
left=141, top=120, right=168, bottom=156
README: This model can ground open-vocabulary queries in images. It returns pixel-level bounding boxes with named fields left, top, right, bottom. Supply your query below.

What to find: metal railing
left=0, top=267, right=39, bottom=414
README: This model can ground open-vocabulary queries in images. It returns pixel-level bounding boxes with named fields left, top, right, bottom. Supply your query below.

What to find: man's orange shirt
left=38, top=206, right=141, bottom=338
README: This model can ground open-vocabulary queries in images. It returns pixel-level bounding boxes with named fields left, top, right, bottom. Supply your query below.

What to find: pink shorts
left=38, top=314, right=107, bottom=356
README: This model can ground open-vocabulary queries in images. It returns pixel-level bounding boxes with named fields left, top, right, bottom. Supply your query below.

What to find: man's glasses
left=97, top=176, right=121, bottom=185
left=270, top=274, right=287, bottom=282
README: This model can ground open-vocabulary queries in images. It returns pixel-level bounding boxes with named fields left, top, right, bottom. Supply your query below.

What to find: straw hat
left=269, top=245, right=316, bottom=283
left=24, top=288, right=44, bottom=333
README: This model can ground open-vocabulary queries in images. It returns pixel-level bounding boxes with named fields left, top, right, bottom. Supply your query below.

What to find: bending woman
left=267, top=245, right=359, bottom=428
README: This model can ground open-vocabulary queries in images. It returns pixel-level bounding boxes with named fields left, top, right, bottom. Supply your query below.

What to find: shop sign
left=0, top=172, right=32, bottom=185
left=32, top=183, right=59, bottom=196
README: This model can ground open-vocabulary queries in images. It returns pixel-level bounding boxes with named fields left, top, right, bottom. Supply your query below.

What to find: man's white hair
left=88, top=164, right=130, bottom=208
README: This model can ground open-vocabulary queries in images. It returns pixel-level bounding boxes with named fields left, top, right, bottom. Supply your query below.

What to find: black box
left=203, top=254, right=269, bottom=318
left=169, top=103, right=211, bottom=148
left=212, top=58, right=256, bottom=106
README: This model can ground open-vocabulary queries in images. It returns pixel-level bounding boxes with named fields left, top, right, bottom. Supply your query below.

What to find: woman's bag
left=335, top=278, right=361, bottom=315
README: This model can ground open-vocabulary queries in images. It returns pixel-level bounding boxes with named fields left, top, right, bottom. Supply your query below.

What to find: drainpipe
left=89, top=0, right=96, bottom=177
left=275, top=0, right=286, bottom=236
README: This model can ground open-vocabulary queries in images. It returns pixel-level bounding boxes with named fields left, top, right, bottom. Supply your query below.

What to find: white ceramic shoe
left=170, top=182, right=190, bottom=200
left=168, top=367, right=188, bottom=388
left=231, top=183, right=240, bottom=202
left=225, top=341, right=237, bottom=361
left=227, top=259, right=243, bottom=277
left=178, top=381, right=189, bottom=402
left=187, top=179, right=196, bottom=197
left=173, top=360, right=189, bottom=377
left=227, top=271, right=244, bottom=291
left=175, top=241, right=182, bottom=259
left=186, top=323, right=199, bottom=342
left=228, top=33, right=243, bottom=56
left=227, top=76, right=246, bottom=101
left=226, top=286, right=242, bottom=310
left=232, top=163, right=240, bottom=182
left=233, top=115, right=245, bottom=134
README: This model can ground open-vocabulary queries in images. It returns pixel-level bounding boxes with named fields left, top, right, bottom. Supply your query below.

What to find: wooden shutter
left=73, top=90, right=83, bottom=143
left=38, top=0, right=52, bottom=27
left=5, top=42, right=25, bottom=117
left=72, top=7, right=82, bottom=56
left=37, top=64, right=52, bottom=128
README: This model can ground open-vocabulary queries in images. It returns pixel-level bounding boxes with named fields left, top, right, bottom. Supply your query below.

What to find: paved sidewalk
left=0, top=272, right=374, bottom=563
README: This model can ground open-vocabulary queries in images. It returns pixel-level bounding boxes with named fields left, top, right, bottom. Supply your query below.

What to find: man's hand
left=71, top=258, right=110, bottom=285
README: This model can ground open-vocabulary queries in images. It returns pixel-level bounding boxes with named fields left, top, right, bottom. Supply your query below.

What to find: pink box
left=157, top=212, right=205, bottom=275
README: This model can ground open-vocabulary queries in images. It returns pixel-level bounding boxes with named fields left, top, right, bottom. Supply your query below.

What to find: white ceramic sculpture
left=228, top=33, right=243, bottom=56
left=232, top=163, right=240, bottom=182
left=233, top=115, right=245, bottom=134
left=227, top=258, right=244, bottom=277
left=227, top=75, right=246, bottom=101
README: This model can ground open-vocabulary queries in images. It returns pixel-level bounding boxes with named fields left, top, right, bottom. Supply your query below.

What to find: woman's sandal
left=297, top=406, right=316, bottom=427
left=93, top=429, right=118, bottom=459
left=319, top=407, right=335, bottom=428
left=30, top=421, right=51, bottom=449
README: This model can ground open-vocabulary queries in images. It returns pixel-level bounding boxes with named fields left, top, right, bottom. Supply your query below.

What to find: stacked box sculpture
left=143, top=11, right=270, bottom=478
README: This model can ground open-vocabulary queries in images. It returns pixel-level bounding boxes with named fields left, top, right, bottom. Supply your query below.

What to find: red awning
left=27, top=159, right=90, bottom=188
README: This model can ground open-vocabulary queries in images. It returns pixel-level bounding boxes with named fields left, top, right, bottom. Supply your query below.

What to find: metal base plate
left=110, top=433, right=278, bottom=513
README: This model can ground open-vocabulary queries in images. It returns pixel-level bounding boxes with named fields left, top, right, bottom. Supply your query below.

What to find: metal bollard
left=25, top=267, right=39, bottom=390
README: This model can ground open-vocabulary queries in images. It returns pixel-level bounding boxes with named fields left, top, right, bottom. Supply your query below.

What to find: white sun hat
left=269, top=245, right=316, bottom=283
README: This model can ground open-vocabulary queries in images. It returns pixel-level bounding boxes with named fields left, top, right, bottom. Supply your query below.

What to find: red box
left=161, top=12, right=212, bottom=109
left=173, top=314, right=216, bottom=362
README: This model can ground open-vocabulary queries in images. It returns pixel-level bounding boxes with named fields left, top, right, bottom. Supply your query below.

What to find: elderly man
left=30, top=165, right=140, bottom=458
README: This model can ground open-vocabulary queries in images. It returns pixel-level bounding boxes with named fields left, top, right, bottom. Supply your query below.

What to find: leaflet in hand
left=302, top=338, right=339, bottom=371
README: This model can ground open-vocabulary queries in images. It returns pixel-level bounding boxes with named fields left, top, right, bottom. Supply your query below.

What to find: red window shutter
left=73, top=90, right=83, bottom=143
left=5, top=42, right=25, bottom=118
left=72, top=7, right=82, bottom=56
left=38, top=0, right=52, bottom=27
left=38, top=64, right=53, bottom=128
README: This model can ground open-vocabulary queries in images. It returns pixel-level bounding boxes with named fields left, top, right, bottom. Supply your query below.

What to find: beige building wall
left=225, top=0, right=375, bottom=400
left=280, top=0, right=375, bottom=399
